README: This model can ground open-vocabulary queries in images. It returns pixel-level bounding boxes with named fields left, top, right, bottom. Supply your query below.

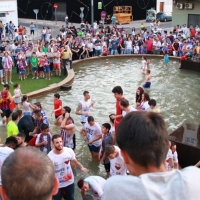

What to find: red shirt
left=145, top=40, right=153, bottom=51
left=54, top=99, right=62, bottom=117
left=190, top=29, right=196, bottom=37
left=18, top=28, right=23, bottom=35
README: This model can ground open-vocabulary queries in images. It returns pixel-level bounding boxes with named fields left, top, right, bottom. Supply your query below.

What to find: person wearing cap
left=77, top=176, right=106, bottom=200
left=100, top=123, right=113, bottom=177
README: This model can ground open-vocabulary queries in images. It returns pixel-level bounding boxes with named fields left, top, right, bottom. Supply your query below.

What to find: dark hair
left=88, top=116, right=94, bottom=123
left=1, top=147, right=55, bottom=200
left=34, top=102, right=42, bottom=109
left=5, top=136, right=18, bottom=146
left=41, top=124, right=49, bottom=131
left=16, top=110, right=23, bottom=117
left=147, top=69, right=150, bottom=74
left=143, top=93, right=150, bottom=101
left=12, top=112, right=19, bottom=121
left=105, top=145, right=115, bottom=157
left=77, top=179, right=84, bottom=189
left=14, top=83, right=19, bottom=89
left=83, top=91, right=89, bottom=96
left=102, top=123, right=111, bottom=131
left=33, top=110, right=42, bottom=117
left=109, top=114, right=115, bottom=124
left=22, top=95, right=28, bottom=103
left=120, top=99, right=129, bottom=108
left=116, top=112, right=169, bottom=167
left=148, top=99, right=156, bottom=106
left=112, top=86, right=123, bottom=95
left=54, top=93, right=60, bottom=99
left=63, top=106, right=71, bottom=113
left=136, top=87, right=144, bottom=103
left=17, top=132, right=26, bottom=138
left=52, top=134, right=62, bottom=142
left=3, top=84, right=10, bottom=90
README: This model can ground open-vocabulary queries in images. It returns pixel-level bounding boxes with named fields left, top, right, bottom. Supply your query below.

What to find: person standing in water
left=164, top=51, right=169, bottom=68
left=143, top=70, right=151, bottom=88
left=76, top=91, right=95, bottom=124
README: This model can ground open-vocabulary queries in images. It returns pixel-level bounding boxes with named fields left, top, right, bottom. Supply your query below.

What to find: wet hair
left=41, top=124, right=49, bottom=131
left=52, top=134, right=62, bottom=142
left=54, top=93, right=60, bottom=99
left=148, top=99, right=156, bottom=107
left=143, top=93, right=150, bottom=101
left=102, top=123, right=111, bottom=131
left=16, top=110, right=23, bottom=117
left=63, top=106, right=71, bottom=113
left=17, top=132, right=26, bottom=139
left=22, top=95, right=28, bottom=103
left=147, top=69, right=151, bottom=74
left=143, top=56, right=147, bottom=61
left=136, top=87, right=144, bottom=103
left=108, top=115, right=115, bottom=124
left=116, top=112, right=169, bottom=167
left=105, top=145, right=115, bottom=157
left=120, top=99, right=129, bottom=108
left=77, top=179, right=84, bottom=189
left=83, top=91, right=89, bottom=96
left=1, top=147, right=55, bottom=200
left=14, top=83, right=19, bottom=89
left=12, top=112, right=19, bottom=121
left=5, top=136, right=18, bottom=146
left=33, top=110, right=42, bottom=117
left=112, top=86, right=123, bottom=95
left=88, top=116, right=94, bottom=123
left=34, top=102, right=42, bottom=109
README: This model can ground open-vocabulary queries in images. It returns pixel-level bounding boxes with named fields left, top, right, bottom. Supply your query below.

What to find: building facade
left=156, top=0, right=172, bottom=13
left=0, top=0, right=18, bottom=27
left=172, top=0, right=200, bottom=26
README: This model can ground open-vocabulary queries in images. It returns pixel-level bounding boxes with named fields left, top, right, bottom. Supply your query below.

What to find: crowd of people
left=0, top=18, right=200, bottom=200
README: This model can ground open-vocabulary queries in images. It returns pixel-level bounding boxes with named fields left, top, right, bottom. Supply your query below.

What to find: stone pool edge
left=26, top=55, right=179, bottom=98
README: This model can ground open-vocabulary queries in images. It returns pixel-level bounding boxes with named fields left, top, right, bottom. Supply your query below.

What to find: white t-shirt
left=79, top=99, right=93, bottom=123
left=0, top=147, right=14, bottom=185
left=83, top=122, right=102, bottom=147
left=166, top=149, right=173, bottom=170
left=122, top=107, right=137, bottom=117
left=142, top=60, right=147, bottom=69
left=14, top=88, right=22, bottom=104
left=36, top=133, right=52, bottom=153
left=93, top=22, right=98, bottom=30
left=102, top=167, right=200, bottom=200
left=22, top=101, right=31, bottom=112
left=140, top=101, right=150, bottom=111
left=109, top=146, right=127, bottom=176
left=125, top=41, right=132, bottom=49
left=48, top=147, right=75, bottom=188
left=173, top=151, right=178, bottom=163
left=84, top=176, right=106, bottom=200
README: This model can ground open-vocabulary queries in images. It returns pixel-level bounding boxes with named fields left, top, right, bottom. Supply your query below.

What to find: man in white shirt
left=81, top=116, right=102, bottom=161
left=104, top=145, right=127, bottom=176
left=153, top=37, right=161, bottom=54
left=120, top=99, right=137, bottom=117
left=102, top=111, right=200, bottom=200
left=76, top=91, right=95, bottom=124
left=77, top=176, right=106, bottom=200
left=48, top=135, right=87, bottom=200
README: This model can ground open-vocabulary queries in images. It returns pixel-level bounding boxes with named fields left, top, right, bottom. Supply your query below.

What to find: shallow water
left=1, top=57, right=200, bottom=199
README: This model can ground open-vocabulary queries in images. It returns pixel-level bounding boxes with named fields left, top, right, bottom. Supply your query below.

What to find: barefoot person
left=76, top=91, right=95, bottom=124
left=143, top=69, right=151, bottom=88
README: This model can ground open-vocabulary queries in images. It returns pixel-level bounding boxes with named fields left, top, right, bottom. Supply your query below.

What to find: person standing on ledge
left=102, top=111, right=200, bottom=200
left=111, top=86, right=125, bottom=131
left=76, top=91, right=95, bottom=124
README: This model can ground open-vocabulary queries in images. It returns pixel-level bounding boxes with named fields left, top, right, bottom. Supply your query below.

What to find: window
left=0, top=13, right=6, bottom=17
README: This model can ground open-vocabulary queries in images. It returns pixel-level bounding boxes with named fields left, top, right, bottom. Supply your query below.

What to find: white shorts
left=0, top=69, right=4, bottom=78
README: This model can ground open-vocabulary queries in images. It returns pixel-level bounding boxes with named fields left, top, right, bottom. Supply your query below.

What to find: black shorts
left=104, top=163, right=110, bottom=172
left=1, top=109, right=12, bottom=118
left=72, top=134, right=76, bottom=150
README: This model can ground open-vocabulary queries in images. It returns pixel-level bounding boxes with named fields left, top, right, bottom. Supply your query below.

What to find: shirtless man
left=76, top=91, right=95, bottom=124
left=143, top=69, right=151, bottom=88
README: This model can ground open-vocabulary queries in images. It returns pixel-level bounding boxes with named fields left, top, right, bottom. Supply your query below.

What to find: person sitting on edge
left=102, top=111, right=200, bottom=200
left=7, top=112, right=19, bottom=138
left=35, top=124, right=52, bottom=154
left=1, top=147, right=59, bottom=200
left=143, top=69, right=151, bottom=88
left=148, top=99, right=160, bottom=113
left=16, top=132, right=28, bottom=147
left=77, top=176, right=106, bottom=200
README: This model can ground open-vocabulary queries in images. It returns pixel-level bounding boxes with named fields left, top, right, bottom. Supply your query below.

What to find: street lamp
left=33, top=9, right=39, bottom=36
left=54, top=4, right=58, bottom=24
